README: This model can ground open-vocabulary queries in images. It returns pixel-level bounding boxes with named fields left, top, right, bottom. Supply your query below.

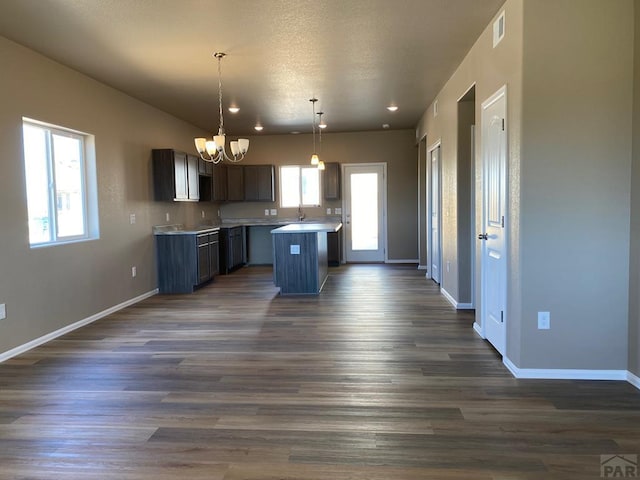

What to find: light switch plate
left=0, top=304, right=6, bottom=320
left=129, top=213, right=136, bottom=224
left=270, top=209, right=277, bottom=216
left=335, top=207, right=342, bottom=215
left=264, top=209, right=270, bottom=216
left=538, top=311, right=550, bottom=329
left=290, top=245, right=300, bottom=255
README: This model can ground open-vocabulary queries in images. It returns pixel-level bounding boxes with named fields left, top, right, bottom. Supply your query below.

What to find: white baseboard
left=503, top=357, right=629, bottom=381
left=628, top=371, right=640, bottom=390
left=386, top=259, right=419, bottom=264
left=473, top=322, right=485, bottom=338
left=0, top=289, right=158, bottom=363
left=441, top=287, right=475, bottom=310
left=417, top=264, right=428, bottom=270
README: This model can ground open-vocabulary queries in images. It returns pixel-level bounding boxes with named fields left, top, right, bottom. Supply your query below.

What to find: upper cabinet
left=152, top=149, right=199, bottom=201
left=323, top=162, right=341, bottom=200
left=244, top=165, right=275, bottom=202
left=226, top=165, right=245, bottom=201
left=212, top=164, right=228, bottom=202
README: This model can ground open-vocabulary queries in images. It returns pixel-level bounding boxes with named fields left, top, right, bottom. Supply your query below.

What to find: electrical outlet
left=264, top=209, right=270, bottom=216
left=0, top=304, right=5, bottom=320
left=290, top=245, right=300, bottom=255
left=538, top=311, right=550, bottom=330
left=165, top=212, right=170, bottom=222
left=446, top=261, right=450, bottom=272
left=201, top=210, right=205, bottom=219
left=326, top=208, right=332, bottom=215
left=217, top=209, right=221, bottom=217
left=131, top=266, right=137, bottom=278
left=270, top=209, right=277, bottom=216
left=129, top=213, right=136, bottom=224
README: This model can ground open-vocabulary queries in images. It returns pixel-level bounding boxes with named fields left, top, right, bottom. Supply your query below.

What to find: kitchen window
left=279, top=165, right=321, bottom=208
left=22, top=118, right=99, bottom=247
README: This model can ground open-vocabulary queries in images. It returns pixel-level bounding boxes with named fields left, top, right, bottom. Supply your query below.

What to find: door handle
left=478, top=233, right=488, bottom=240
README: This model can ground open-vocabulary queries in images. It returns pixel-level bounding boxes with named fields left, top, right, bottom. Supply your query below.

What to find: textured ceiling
left=0, top=0, right=504, bottom=135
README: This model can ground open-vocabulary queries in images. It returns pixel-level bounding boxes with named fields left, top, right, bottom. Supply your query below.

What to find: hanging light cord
left=311, top=99, right=317, bottom=153
left=217, top=53, right=225, bottom=135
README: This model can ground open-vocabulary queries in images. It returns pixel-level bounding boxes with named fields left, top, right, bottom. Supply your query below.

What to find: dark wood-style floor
left=0, top=265, right=638, bottom=479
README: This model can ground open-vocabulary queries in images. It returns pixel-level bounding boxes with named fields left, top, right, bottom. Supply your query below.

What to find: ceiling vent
left=493, top=11, right=505, bottom=47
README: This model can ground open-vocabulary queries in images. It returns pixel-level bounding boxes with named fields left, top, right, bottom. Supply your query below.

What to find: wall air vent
left=493, top=10, right=505, bottom=47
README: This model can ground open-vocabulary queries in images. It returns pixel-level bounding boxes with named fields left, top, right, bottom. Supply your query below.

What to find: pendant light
left=194, top=53, right=249, bottom=164
left=309, top=98, right=319, bottom=166
left=317, top=111, right=325, bottom=170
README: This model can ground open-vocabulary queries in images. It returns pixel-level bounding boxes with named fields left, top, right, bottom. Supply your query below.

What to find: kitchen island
left=271, top=222, right=342, bottom=295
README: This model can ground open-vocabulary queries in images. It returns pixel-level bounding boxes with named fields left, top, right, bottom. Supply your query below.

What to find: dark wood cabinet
left=152, top=149, right=199, bottom=201
left=156, top=229, right=219, bottom=293
left=220, top=226, right=244, bottom=274
left=244, top=165, right=275, bottom=201
left=327, top=230, right=341, bottom=266
left=197, top=157, right=213, bottom=176
left=212, top=164, right=228, bottom=201
left=323, top=162, right=341, bottom=200
left=226, top=166, right=244, bottom=201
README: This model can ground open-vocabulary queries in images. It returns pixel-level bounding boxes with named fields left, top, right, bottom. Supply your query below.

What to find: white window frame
left=22, top=117, right=99, bottom=247
left=279, top=165, right=322, bottom=208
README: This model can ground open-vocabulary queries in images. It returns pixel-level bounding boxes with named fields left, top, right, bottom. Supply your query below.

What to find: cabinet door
left=227, top=166, right=244, bottom=201
left=187, top=154, right=200, bottom=200
left=231, top=228, right=244, bottom=268
left=244, top=165, right=275, bottom=201
left=323, top=162, right=341, bottom=200
left=173, top=151, right=189, bottom=200
left=212, top=165, right=228, bottom=201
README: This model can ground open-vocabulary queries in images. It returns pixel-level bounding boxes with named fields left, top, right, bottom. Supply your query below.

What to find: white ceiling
left=0, top=0, right=504, bottom=135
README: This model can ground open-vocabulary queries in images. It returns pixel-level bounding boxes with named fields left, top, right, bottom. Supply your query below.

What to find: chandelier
left=194, top=53, right=249, bottom=163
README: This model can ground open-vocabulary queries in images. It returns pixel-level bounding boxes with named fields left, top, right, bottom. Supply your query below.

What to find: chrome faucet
left=298, top=206, right=305, bottom=222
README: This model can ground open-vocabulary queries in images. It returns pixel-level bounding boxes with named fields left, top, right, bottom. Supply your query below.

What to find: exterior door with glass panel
left=343, top=164, right=386, bottom=262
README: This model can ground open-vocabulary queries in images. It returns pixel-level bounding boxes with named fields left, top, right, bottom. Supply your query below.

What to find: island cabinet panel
left=323, top=162, right=341, bottom=200
left=152, top=149, right=199, bottom=201
left=226, top=166, right=244, bottom=201
left=244, top=165, right=275, bottom=201
left=156, top=230, right=219, bottom=294
left=272, top=232, right=327, bottom=295
left=327, top=230, right=341, bottom=266
left=219, top=226, right=245, bottom=274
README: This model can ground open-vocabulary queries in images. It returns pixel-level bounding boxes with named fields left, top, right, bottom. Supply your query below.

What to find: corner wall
left=629, top=3, right=640, bottom=378
left=0, top=36, right=215, bottom=355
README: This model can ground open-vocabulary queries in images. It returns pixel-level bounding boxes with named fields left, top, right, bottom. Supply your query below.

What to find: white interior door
left=430, top=145, right=441, bottom=284
left=480, top=86, right=507, bottom=355
left=343, top=164, right=386, bottom=262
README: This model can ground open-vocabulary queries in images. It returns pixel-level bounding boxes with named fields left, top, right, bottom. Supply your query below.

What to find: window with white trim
left=22, top=118, right=99, bottom=246
left=279, top=165, right=321, bottom=208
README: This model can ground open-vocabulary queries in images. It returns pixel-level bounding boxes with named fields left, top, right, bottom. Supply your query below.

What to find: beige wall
left=629, top=2, right=640, bottom=378
left=519, top=0, right=633, bottom=369
left=220, top=130, right=419, bottom=261
left=0, top=36, right=216, bottom=355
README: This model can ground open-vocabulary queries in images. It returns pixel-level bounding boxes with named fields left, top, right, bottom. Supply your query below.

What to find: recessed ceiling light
left=290, top=131, right=300, bottom=135
left=387, top=105, right=398, bottom=112
left=254, top=125, right=263, bottom=131
left=382, top=124, right=390, bottom=129
left=228, top=106, right=240, bottom=113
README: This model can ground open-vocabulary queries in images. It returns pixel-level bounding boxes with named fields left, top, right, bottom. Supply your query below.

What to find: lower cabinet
left=156, top=230, right=219, bottom=293
left=220, top=226, right=245, bottom=274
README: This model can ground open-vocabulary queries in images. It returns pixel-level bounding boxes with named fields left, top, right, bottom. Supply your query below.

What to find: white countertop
left=271, top=222, right=342, bottom=234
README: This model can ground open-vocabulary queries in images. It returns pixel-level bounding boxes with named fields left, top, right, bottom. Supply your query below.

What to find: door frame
left=477, top=85, right=508, bottom=355
left=426, top=140, right=442, bottom=282
left=340, top=162, right=388, bottom=263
